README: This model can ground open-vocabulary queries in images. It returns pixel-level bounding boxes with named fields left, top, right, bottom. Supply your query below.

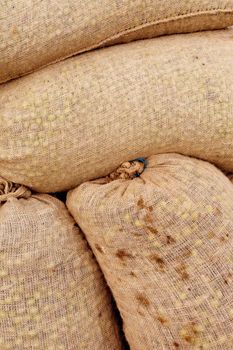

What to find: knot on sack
left=107, top=158, right=147, bottom=182
left=0, top=177, right=31, bottom=203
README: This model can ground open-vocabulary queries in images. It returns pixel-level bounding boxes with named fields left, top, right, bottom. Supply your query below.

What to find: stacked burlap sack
left=67, top=155, right=233, bottom=349
left=1, top=0, right=233, bottom=349
left=1, top=0, right=233, bottom=83
left=1, top=29, right=233, bottom=192
left=0, top=179, right=123, bottom=349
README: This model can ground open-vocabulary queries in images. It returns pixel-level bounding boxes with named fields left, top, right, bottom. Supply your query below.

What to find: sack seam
left=90, top=8, right=233, bottom=48
left=2, top=8, right=233, bottom=84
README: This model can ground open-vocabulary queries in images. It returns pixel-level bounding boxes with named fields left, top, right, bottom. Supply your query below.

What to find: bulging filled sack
left=1, top=0, right=233, bottom=83
left=1, top=29, right=233, bottom=193
left=0, top=178, right=123, bottom=349
left=67, top=154, right=233, bottom=349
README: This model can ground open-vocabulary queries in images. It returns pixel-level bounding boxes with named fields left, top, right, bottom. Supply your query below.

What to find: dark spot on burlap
left=137, top=197, right=153, bottom=212
left=224, top=273, right=232, bottom=286
left=136, top=293, right=150, bottom=307
left=144, top=213, right=153, bottom=224
left=95, top=244, right=104, bottom=254
left=175, top=264, right=189, bottom=281
left=116, top=249, right=133, bottom=260
left=146, top=226, right=158, bottom=235
left=157, top=315, right=169, bottom=326
left=166, top=235, right=176, bottom=244
left=130, top=271, right=136, bottom=277
left=184, top=335, right=194, bottom=344
left=173, top=342, right=180, bottom=348
left=137, top=197, right=145, bottom=209
left=149, top=254, right=165, bottom=270
left=181, top=323, right=201, bottom=345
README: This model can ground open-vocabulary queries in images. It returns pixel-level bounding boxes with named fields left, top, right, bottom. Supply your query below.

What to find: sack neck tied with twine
left=98, top=158, right=148, bottom=184
left=0, top=177, right=31, bottom=203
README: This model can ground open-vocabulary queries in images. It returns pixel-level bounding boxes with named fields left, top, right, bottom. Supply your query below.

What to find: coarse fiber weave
left=0, top=0, right=233, bottom=83
left=67, top=154, right=233, bottom=349
left=0, top=180, right=123, bottom=350
left=1, top=29, right=233, bottom=193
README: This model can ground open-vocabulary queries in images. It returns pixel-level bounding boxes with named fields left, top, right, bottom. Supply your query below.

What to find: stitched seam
left=87, top=8, right=233, bottom=47
left=2, top=8, right=233, bottom=84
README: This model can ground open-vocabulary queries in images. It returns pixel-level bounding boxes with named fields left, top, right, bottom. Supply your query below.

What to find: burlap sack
left=1, top=28, right=233, bottom=193
left=1, top=1, right=233, bottom=83
left=67, top=154, right=233, bottom=349
left=0, top=178, right=123, bottom=349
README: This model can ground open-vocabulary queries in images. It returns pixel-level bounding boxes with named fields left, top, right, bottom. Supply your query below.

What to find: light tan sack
left=1, top=0, right=233, bottom=83
left=67, top=154, right=233, bottom=349
left=0, top=179, right=123, bottom=350
left=1, top=29, right=233, bottom=193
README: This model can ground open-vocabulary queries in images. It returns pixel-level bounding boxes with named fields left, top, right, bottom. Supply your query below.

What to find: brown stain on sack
left=183, top=335, right=195, bottom=344
left=95, top=244, right=104, bottom=254
left=137, top=197, right=153, bottom=211
left=136, top=293, right=150, bottom=307
left=223, top=273, right=232, bottom=286
left=157, top=315, right=169, bottom=326
left=137, top=197, right=146, bottom=209
left=116, top=249, right=133, bottom=260
left=130, top=271, right=137, bottom=277
left=137, top=197, right=154, bottom=213
left=137, top=197, right=158, bottom=235
left=149, top=254, right=166, bottom=271
left=146, top=226, right=158, bottom=235
left=144, top=213, right=153, bottom=224
left=219, top=232, right=229, bottom=243
left=180, top=322, right=202, bottom=346
left=166, top=235, right=176, bottom=244
left=175, top=263, right=189, bottom=281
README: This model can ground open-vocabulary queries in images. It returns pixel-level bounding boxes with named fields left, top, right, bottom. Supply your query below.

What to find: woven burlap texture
left=67, top=153, right=233, bottom=349
left=0, top=183, right=123, bottom=350
left=1, top=29, right=233, bottom=193
left=1, top=0, right=233, bottom=83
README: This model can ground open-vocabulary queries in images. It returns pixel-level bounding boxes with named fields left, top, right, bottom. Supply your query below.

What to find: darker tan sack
left=0, top=179, right=123, bottom=350
left=1, top=0, right=233, bottom=83
left=67, top=154, right=233, bottom=349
